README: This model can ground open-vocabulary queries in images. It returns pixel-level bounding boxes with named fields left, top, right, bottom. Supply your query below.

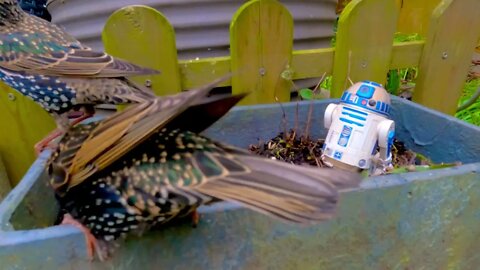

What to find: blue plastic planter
left=1, top=96, right=479, bottom=269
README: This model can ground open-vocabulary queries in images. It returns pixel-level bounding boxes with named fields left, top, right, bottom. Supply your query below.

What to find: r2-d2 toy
left=322, top=81, right=395, bottom=173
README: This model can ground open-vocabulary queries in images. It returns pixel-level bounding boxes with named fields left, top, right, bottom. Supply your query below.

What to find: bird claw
left=35, top=113, right=94, bottom=155
left=34, top=129, right=64, bottom=155
left=60, top=214, right=109, bottom=261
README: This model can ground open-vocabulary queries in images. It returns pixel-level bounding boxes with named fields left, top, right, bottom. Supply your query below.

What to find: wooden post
left=230, top=0, right=293, bottom=105
left=412, top=0, right=480, bottom=115
left=331, top=0, right=399, bottom=98
left=0, top=154, right=11, bottom=202
left=0, top=84, right=55, bottom=185
left=396, top=0, right=442, bottom=36
left=103, top=5, right=181, bottom=96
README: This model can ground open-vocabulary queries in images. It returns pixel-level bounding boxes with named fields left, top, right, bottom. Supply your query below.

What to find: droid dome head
left=340, top=80, right=391, bottom=116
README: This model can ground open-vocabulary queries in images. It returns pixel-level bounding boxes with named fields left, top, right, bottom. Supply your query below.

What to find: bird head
left=47, top=161, right=71, bottom=197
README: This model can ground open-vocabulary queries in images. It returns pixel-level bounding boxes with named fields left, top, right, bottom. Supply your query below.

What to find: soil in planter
left=248, top=129, right=327, bottom=167
left=248, top=130, right=460, bottom=174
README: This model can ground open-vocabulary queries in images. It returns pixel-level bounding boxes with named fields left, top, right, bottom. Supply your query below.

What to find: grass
left=386, top=33, right=424, bottom=95
left=455, top=78, right=480, bottom=126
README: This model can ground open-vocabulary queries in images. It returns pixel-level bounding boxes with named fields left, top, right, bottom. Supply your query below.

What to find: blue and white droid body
left=321, top=81, right=395, bottom=172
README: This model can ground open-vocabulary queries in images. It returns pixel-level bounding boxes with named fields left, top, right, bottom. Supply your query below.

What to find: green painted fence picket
left=330, top=0, right=399, bottom=97
left=102, top=5, right=181, bottom=96
left=412, top=0, right=480, bottom=114
left=230, top=0, right=293, bottom=105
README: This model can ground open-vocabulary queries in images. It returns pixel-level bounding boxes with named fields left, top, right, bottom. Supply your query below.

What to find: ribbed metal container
left=2, top=97, right=480, bottom=269
left=46, top=0, right=337, bottom=60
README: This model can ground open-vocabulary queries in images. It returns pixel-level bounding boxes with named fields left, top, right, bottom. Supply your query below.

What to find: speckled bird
left=47, top=83, right=362, bottom=260
left=0, top=0, right=159, bottom=152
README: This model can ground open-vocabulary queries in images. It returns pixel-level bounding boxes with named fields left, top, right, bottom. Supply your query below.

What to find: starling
left=0, top=0, right=159, bottom=153
left=47, top=82, right=362, bottom=261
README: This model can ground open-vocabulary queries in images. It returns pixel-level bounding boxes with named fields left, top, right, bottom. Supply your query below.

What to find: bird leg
left=68, top=111, right=85, bottom=119
left=34, top=114, right=69, bottom=155
left=69, top=111, right=95, bottom=126
left=61, top=213, right=107, bottom=261
left=34, top=112, right=94, bottom=155
left=34, top=129, right=65, bottom=156
left=68, top=105, right=95, bottom=120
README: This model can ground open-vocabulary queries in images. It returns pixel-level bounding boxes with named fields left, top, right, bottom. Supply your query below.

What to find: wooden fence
left=0, top=0, right=479, bottom=185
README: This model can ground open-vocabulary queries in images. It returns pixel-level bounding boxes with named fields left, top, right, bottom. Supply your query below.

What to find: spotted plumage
left=0, top=69, right=76, bottom=112
left=47, top=84, right=362, bottom=260
left=0, top=0, right=158, bottom=127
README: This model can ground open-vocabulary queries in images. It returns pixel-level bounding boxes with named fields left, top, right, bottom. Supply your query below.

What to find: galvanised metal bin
left=1, top=96, right=479, bottom=269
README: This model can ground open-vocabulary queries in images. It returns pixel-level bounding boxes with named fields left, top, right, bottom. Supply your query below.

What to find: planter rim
left=1, top=149, right=479, bottom=244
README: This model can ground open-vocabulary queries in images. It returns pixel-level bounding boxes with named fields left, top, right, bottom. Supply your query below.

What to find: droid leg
left=375, top=119, right=395, bottom=173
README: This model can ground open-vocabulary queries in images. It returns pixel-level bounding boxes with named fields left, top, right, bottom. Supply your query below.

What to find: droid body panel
left=322, top=81, right=395, bottom=172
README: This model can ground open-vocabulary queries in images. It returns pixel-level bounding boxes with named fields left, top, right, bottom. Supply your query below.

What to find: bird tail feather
left=193, top=155, right=362, bottom=224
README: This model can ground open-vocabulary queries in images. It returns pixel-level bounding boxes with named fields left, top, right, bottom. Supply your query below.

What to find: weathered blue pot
left=0, top=96, right=479, bottom=269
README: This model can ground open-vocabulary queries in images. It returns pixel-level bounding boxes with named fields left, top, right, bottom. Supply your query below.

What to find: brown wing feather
left=1, top=47, right=160, bottom=77
left=65, top=75, right=234, bottom=189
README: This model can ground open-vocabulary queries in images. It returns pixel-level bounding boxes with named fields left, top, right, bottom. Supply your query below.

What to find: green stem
left=457, top=86, right=480, bottom=112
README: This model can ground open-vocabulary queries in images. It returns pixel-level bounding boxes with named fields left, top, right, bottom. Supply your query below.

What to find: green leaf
left=389, top=165, right=430, bottom=174
left=386, top=69, right=400, bottom=95
left=389, top=163, right=459, bottom=174
left=299, top=88, right=314, bottom=100
left=393, top=32, right=423, bottom=43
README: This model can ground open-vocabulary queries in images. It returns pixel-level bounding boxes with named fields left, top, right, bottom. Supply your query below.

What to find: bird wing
left=0, top=15, right=158, bottom=77
left=60, top=75, right=236, bottom=189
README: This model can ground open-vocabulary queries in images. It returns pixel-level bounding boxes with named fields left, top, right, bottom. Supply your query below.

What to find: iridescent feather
left=0, top=0, right=158, bottom=124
